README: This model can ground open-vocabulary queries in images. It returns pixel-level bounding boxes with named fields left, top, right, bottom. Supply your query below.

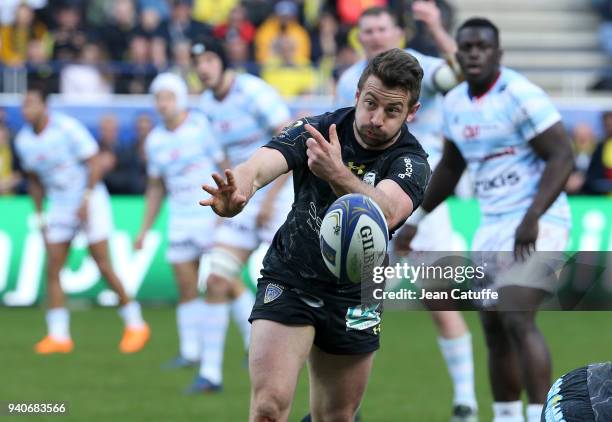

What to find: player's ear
left=354, top=89, right=361, bottom=105
left=496, top=48, right=504, bottom=65
left=406, top=102, right=421, bottom=123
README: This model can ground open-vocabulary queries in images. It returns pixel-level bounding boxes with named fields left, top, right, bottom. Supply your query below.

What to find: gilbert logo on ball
left=320, top=194, right=389, bottom=283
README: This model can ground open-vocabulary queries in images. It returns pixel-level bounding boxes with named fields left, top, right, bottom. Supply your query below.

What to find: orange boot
left=119, top=324, right=151, bottom=353
left=34, top=336, right=74, bottom=354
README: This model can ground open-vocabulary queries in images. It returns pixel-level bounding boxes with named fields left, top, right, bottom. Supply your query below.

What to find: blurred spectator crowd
left=1, top=1, right=611, bottom=197
left=0, top=0, right=453, bottom=97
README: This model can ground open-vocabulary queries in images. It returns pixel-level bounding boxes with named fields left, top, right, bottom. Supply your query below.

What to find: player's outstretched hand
left=305, top=123, right=343, bottom=181
left=200, top=169, right=247, bottom=217
left=514, top=213, right=539, bottom=261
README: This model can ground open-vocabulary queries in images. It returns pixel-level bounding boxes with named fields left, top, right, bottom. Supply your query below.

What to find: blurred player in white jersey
left=335, top=6, right=478, bottom=420
left=190, top=36, right=293, bottom=393
left=14, top=81, right=150, bottom=355
left=134, top=73, right=224, bottom=370
left=401, top=18, right=574, bottom=422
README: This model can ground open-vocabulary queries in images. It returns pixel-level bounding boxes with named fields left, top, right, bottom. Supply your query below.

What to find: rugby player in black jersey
left=200, top=48, right=431, bottom=422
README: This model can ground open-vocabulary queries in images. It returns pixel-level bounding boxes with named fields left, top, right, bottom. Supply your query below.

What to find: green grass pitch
left=1, top=308, right=611, bottom=421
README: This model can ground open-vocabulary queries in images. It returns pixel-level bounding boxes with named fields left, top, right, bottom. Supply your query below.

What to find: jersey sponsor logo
left=397, top=158, right=413, bottom=179
left=463, top=125, right=480, bottom=139
left=347, top=161, right=366, bottom=175
left=475, top=171, right=521, bottom=194
left=363, top=171, right=376, bottom=186
left=264, top=283, right=283, bottom=304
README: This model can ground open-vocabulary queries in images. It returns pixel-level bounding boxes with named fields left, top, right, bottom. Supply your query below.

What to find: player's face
left=22, top=91, right=46, bottom=125
left=155, top=90, right=179, bottom=120
left=456, top=27, right=502, bottom=87
left=354, top=75, right=419, bottom=148
left=194, top=52, right=223, bottom=90
left=358, top=13, right=401, bottom=59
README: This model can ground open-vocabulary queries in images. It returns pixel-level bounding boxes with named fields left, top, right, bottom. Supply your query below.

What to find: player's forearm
left=28, top=180, right=45, bottom=213
left=428, top=22, right=457, bottom=59
left=84, top=155, right=104, bottom=191
left=526, top=152, right=574, bottom=219
left=329, top=167, right=406, bottom=228
left=420, top=163, right=462, bottom=213
left=139, top=184, right=165, bottom=234
left=234, top=147, right=290, bottom=201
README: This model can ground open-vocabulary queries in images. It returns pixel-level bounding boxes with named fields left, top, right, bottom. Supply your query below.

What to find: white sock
left=119, top=301, right=146, bottom=329
left=46, top=308, right=70, bottom=341
left=526, top=404, right=543, bottom=422
left=438, top=333, right=477, bottom=408
left=493, top=401, right=524, bottom=422
left=199, top=301, right=230, bottom=385
left=230, top=290, right=255, bottom=351
left=176, top=298, right=205, bottom=361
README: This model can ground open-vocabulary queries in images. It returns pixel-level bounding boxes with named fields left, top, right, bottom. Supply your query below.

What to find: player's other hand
left=514, top=212, right=539, bottom=261
left=200, top=169, right=247, bottom=217
left=394, top=224, right=418, bottom=255
left=134, top=232, right=146, bottom=250
left=412, top=0, right=443, bottom=29
left=305, top=123, right=344, bottom=182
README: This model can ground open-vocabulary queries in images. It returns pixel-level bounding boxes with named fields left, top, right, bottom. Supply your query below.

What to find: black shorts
left=542, top=366, right=595, bottom=422
left=249, top=279, right=382, bottom=355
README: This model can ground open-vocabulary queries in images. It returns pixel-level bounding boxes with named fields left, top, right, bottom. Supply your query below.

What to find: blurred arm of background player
left=255, top=122, right=293, bottom=229
left=77, top=155, right=104, bottom=223
left=513, top=121, right=573, bottom=260
left=394, top=138, right=466, bottom=252
left=26, top=171, right=47, bottom=234
left=412, top=0, right=462, bottom=85
left=134, top=176, right=166, bottom=250
left=412, top=0, right=456, bottom=58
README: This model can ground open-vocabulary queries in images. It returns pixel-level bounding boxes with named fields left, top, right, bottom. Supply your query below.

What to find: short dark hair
left=456, top=17, right=500, bottom=47
left=26, top=78, right=52, bottom=103
left=357, top=48, right=423, bottom=107
left=359, top=6, right=398, bottom=27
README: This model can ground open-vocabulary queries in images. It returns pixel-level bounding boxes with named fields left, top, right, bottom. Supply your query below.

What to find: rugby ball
left=320, top=194, right=389, bottom=283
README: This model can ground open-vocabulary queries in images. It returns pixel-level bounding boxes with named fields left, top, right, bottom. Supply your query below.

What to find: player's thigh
left=171, top=260, right=200, bottom=301
left=249, top=319, right=314, bottom=403
left=308, top=346, right=375, bottom=419
left=85, top=186, right=113, bottom=245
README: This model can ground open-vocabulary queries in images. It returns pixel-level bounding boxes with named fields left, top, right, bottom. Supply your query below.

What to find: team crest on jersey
left=363, top=171, right=376, bottom=186
left=264, top=283, right=283, bottom=304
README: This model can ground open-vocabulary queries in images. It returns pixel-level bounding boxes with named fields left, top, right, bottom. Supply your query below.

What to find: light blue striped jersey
left=15, top=112, right=100, bottom=210
left=145, top=111, right=223, bottom=219
left=442, top=67, right=570, bottom=225
left=334, top=48, right=445, bottom=164
left=198, top=73, right=291, bottom=166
